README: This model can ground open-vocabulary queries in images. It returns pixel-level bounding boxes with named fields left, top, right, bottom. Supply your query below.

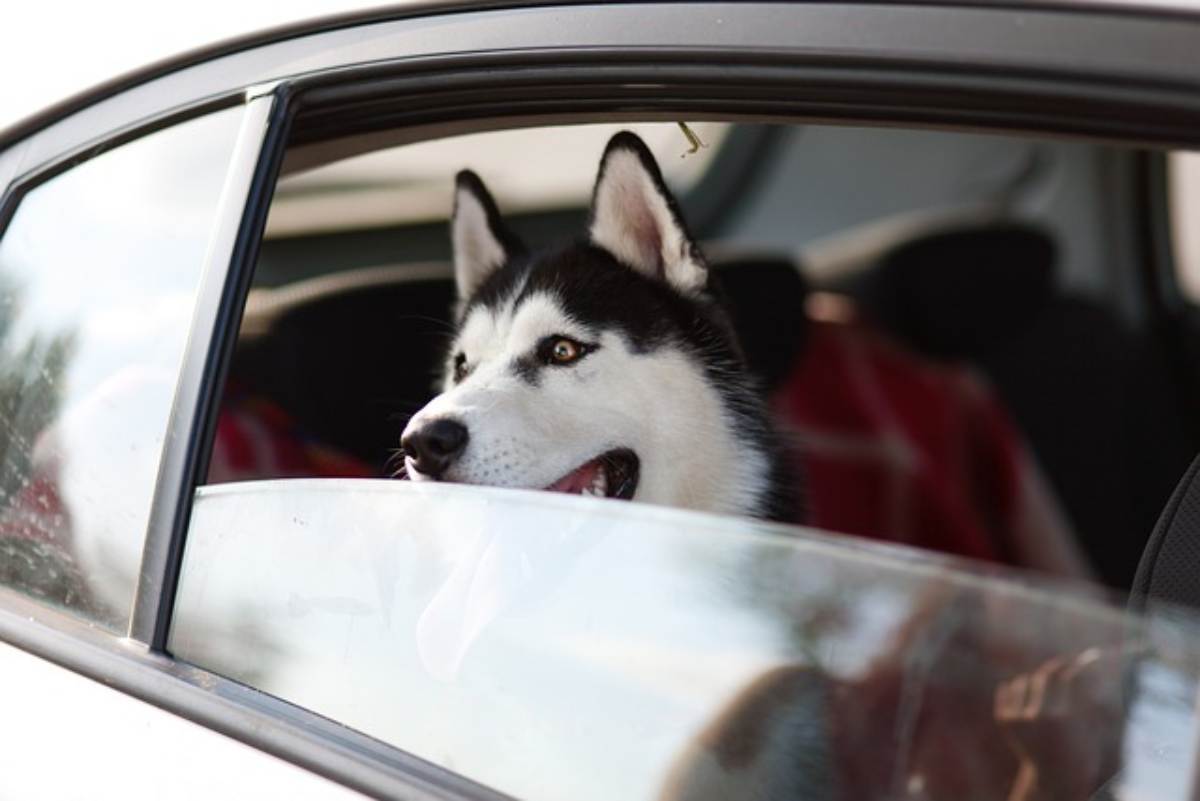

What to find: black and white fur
left=401, top=132, right=794, bottom=521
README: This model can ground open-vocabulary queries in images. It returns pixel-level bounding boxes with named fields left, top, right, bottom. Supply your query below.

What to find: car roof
left=0, top=0, right=411, bottom=136
left=4, top=0, right=1200, bottom=153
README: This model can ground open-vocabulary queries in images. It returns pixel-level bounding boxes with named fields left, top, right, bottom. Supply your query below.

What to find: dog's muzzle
left=401, top=418, right=469, bottom=478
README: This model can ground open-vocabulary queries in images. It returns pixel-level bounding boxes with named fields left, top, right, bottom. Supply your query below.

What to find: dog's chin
left=404, top=448, right=640, bottom=502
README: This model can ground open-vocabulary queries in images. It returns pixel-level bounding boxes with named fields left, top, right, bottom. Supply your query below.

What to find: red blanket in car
left=207, top=389, right=373, bottom=483
left=773, top=319, right=1089, bottom=576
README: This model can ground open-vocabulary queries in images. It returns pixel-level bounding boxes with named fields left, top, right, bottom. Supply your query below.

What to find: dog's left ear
left=451, top=170, right=525, bottom=301
left=589, top=132, right=707, bottom=294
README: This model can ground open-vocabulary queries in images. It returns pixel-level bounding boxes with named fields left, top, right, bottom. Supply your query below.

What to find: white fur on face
left=402, top=291, right=770, bottom=518
left=452, top=188, right=507, bottom=300
left=590, top=149, right=706, bottom=294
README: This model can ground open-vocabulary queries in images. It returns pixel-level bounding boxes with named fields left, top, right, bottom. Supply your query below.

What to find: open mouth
left=544, top=448, right=639, bottom=500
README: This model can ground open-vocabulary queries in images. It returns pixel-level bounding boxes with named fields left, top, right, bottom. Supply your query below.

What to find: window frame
left=128, top=89, right=286, bottom=649
left=3, top=2, right=1200, bottom=798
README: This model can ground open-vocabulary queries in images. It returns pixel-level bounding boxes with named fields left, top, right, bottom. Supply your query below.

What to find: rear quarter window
left=0, top=106, right=246, bottom=629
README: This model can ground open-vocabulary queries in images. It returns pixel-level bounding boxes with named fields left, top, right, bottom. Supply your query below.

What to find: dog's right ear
left=588, top=132, right=707, bottom=295
left=451, top=170, right=523, bottom=300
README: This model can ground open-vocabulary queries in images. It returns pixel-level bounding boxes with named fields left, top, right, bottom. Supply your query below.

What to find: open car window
left=172, top=479, right=1200, bottom=801
left=216, top=120, right=1195, bottom=589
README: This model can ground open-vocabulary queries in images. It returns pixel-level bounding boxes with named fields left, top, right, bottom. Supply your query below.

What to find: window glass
left=173, top=480, right=1200, bottom=801
left=0, top=106, right=245, bottom=629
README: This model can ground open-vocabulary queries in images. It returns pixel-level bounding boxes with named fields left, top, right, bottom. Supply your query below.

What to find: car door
left=0, top=93, right=382, bottom=796
left=4, top=3, right=1200, bottom=800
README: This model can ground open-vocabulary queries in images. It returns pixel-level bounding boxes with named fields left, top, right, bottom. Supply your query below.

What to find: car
left=4, top=1, right=1200, bottom=798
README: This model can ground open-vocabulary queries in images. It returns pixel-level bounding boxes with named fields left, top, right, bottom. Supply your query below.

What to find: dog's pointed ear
left=588, top=132, right=707, bottom=294
left=452, top=170, right=523, bottom=300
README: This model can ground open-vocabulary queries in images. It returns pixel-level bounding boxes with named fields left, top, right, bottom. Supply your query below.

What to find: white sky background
left=0, top=0, right=396, bottom=136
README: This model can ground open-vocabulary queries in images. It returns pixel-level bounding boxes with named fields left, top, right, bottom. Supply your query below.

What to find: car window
left=0, top=105, right=246, bottom=630
left=172, top=479, right=1200, bottom=801
left=183, top=114, right=1200, bottom=797
left=220, top=120, right=1196, bottom=590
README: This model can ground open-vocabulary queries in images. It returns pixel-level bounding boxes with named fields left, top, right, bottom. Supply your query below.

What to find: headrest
left=873, top=224, right=1057, bottom=360
left=714, top=257, right=809, bottom=391
left=1132, top=453, right=1200, bottom=611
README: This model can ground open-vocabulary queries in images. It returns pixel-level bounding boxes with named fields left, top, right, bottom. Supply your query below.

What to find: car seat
left=227, top=266, right=456, bottom=472
left=1131, top=451, right=1200, bottom=610
left=719, top=257, right=1089, bottom=576
left=862, top=224, right=1194, bottom=587
left=1083, top=453, right=1200, bottom=801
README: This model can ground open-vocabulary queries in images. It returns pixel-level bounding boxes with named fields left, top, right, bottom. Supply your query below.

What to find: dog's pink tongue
left=546, top=459, right=602, bottom=494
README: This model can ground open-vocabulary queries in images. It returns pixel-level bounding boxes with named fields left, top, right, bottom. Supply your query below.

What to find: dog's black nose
left=402, top=418, right=469, bottom=478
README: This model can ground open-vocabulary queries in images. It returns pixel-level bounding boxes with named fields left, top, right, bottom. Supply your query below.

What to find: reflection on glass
left=173, top=480, right=1200, bottom=801
left=0, top=106, right=245, bottom=629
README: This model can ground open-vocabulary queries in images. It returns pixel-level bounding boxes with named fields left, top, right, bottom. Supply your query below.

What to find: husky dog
left=401, top=131, right=794, bottom=521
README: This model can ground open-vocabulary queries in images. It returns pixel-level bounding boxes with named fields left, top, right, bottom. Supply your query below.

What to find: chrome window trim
left=130, top=91, right=281, bottom=647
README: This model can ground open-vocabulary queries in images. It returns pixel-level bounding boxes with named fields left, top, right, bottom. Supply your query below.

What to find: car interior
left=210, top=120, right=1200, bottom=591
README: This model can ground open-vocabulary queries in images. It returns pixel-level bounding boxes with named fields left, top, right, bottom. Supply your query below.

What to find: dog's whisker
left=386, top=446, right=411, bottom=479
left=390, top=314, right=457, bottom=334
left=384, top=448, right=407, bottom=471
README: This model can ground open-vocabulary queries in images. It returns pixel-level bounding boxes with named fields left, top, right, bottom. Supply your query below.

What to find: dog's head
left=401, top=132, right=769, bottom=516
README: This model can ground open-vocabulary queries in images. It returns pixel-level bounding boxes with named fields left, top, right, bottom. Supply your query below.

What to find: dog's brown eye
left=453, top=352, right=469, bottom=382
left=550, top=338, right=581, bottom=364
left=538, top=335, right=594, bottom=367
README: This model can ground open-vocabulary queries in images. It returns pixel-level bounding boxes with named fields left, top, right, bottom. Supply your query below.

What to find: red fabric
left=775, top=320, right=1039, bottom=567
left=207, top=390, right=373, bottom=484
left=0, top=462, right=70, bottom=547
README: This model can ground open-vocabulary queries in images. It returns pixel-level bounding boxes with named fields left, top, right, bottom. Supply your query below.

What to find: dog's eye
left=543, top=336, right=588, bottom=366
left=552, top=339, right=579, bottom=362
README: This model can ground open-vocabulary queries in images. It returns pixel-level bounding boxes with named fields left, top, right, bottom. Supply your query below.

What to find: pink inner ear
left=623, top=184, right=664, bottom=276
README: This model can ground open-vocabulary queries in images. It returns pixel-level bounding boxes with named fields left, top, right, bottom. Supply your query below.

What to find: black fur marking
left=460, top=255, right=531, bottom=322
left=511, top=354, right=542, bottom=386
left=452, top=352, right=471, bottom=384
left=520, top=244, right=719, bottom=353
